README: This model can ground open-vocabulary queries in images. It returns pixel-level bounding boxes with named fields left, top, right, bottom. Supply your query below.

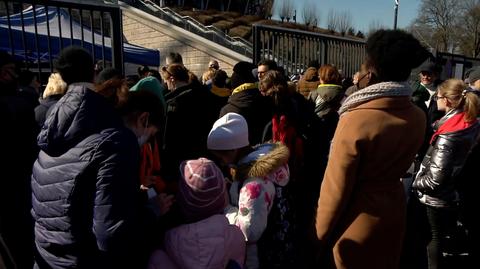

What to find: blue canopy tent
left=0, top=6, right=160, bottom=69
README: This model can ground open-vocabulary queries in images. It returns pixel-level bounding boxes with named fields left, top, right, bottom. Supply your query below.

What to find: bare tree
left=302, top=1, right=319, bottom=28
left=278, top=0, right=294, bottom=23
left=414, top=0, right=460, bottom=52
left=337, top=11, right=353, bottom=36
left=327, top=9, right=338, bottom=32
left=327, top=9, right=352, bottom=35
left=409, top=21, right=436, bottom=50
left=368, top=19, right=385, bottom=36
left=458, top=0, right=480, bottom=57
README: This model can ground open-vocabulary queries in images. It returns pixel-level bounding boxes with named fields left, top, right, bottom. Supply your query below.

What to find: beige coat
left=316, top=97, right=426, bottom=269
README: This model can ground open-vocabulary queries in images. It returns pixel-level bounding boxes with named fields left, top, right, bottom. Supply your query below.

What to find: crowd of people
left=0, top=29, right=479, bottom=269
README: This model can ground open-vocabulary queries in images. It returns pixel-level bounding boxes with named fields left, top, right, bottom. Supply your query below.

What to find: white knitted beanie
left=207, top=113, right=249, bottom=150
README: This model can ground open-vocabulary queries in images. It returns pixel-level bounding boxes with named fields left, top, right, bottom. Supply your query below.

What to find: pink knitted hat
left=178, top=158, right=227, bottom=222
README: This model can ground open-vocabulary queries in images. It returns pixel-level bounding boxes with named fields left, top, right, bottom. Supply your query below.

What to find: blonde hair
left=202, top=67, right=216, bottom=84
left=438, top=79, right=480, bottom=122
left=43, top=73, right=67, bottom=98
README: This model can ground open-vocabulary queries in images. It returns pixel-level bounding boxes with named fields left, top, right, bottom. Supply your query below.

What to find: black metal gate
left=252, top=24, right=366, bottom=77
left=0, top=0, right=124, bottom=79
left=434, top=51, right=480, bottom=80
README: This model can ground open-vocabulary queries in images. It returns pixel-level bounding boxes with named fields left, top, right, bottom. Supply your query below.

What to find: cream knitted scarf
left=339, top=81, right=412, bottom=115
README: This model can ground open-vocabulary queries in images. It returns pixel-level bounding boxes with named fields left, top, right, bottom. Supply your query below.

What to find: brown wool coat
left=297, top=67, right=320, bottom=98
left=315, top=97, right=426, bottom=269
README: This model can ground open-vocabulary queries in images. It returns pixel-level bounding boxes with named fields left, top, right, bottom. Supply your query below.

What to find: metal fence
left=0, top=0, right=124, bottom=80
left=253, top=24, right=366, bottom=77
left=434, top=52, right=480, bottom=80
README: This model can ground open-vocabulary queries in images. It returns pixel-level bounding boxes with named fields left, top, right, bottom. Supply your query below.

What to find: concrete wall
left=121, top=3, right=251, bottom=77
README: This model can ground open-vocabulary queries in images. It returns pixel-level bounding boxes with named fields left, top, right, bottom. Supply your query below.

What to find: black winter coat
left=34, top=94, right=63, bottom=128
left=32, top=85, right=153, bottom=269
left=411, top=81, right=444, bottom=124
left=411, top=81, right=445, bottom=162
left=0, top=86, right=38, bottom=269
left=162, top=84, right=218, bottom=181
left=220, top=87, right=272, bottom=146
left=413, top=109, right=480, bottom=208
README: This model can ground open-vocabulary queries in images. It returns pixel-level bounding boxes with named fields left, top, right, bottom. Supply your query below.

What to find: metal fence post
left=252, top=24, right=261, bottom=65
left=109, top=7, right=124, bottom=74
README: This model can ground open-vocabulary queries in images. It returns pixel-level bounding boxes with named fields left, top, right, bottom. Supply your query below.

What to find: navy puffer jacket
left=31, top=84, right=146, bottom=269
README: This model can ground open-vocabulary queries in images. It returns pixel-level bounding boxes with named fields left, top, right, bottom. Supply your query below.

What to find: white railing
left=134, top=0, right=253, bottom=57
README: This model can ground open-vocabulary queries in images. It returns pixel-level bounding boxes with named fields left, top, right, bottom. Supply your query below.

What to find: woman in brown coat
left=315, top=30, right=431, bottom=269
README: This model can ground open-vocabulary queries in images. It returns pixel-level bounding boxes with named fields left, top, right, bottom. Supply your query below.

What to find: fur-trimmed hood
left=235, top=143, right=290, bottom=186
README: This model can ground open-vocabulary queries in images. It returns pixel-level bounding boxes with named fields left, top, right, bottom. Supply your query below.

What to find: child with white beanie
left=207, top=113, right=291, bottom=269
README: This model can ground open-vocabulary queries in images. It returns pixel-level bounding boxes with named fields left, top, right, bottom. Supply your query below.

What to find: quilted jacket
left=413, top=109, right=480, bottom=208
left=148, top=215, right=245, bottom=269
left=31, top=84, right=150, bottom=269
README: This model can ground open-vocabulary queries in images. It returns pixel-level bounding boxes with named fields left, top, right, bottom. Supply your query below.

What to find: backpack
left=257, top=181, right=296, bottom=269
left=235, top=144, right=296, bottom=268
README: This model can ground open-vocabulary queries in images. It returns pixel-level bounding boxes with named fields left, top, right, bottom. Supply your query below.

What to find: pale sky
left=272, top=0, right=421, bottom=33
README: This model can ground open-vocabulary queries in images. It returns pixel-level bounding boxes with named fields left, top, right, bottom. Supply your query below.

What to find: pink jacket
left=148, top=214, right=245, bottom=269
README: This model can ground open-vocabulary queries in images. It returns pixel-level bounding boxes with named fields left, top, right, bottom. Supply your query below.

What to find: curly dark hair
left=366, top=29, right=430, bottom=82
left=54, top=46, right=94, bottom=84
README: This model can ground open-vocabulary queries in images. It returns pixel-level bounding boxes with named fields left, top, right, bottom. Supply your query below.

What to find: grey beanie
left=468, top=67, right=480, bottom=84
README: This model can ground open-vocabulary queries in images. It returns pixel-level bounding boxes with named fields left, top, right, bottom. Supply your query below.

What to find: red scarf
left=430, top=112, right=474, bottom=144
left=272, top=115, right=304, bottom=179
left=272, top=115, right=295, bottom=146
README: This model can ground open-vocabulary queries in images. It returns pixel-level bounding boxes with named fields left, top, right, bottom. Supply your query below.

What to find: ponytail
left=463, top=91, right=480, bottom=122
left=438, top=79, right=480, bottom=122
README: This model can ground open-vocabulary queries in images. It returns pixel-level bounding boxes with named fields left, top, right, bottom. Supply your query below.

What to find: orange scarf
left=139, top=137, right=166, bottom=192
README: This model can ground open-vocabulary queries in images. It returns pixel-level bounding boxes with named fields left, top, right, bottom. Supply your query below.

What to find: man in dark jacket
left=161, top=63, right=217, bottom=182
left=411, top=62, right=444, bottom=162
left=0, top=51, right=38, bottom=269
left=412, top=62, right=444, bottom=124
left=220, top=61, right=272, bottom=146
left=31, top=47, right=165, bottom=269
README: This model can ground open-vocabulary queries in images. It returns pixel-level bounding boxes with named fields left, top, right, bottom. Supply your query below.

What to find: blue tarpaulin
left=0, top=6, right=160, bottom=67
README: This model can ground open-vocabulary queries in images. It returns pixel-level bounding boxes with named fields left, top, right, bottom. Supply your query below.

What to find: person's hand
left=140, top=176, right=157, bottom=191
left=152, top=193, right=175, bottom=216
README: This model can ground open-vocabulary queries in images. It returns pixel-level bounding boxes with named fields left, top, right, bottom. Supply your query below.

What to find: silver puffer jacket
left=413, top=109, right=480, bottom=208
